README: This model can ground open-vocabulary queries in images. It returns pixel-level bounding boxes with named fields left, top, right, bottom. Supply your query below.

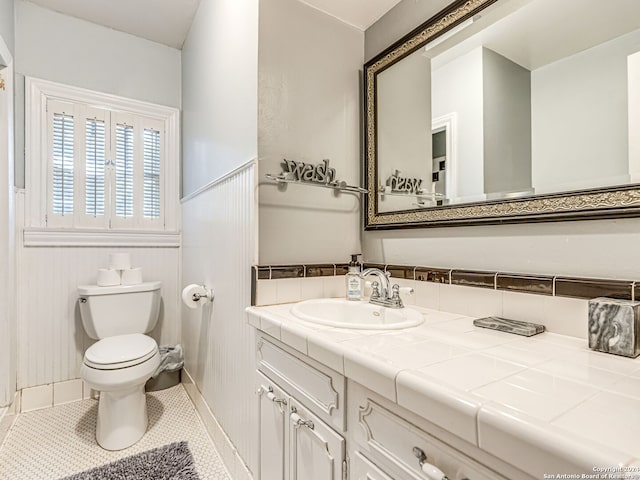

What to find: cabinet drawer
left=257, top=334, right=346, bottom=431
left=349, top=383, right=507, bottom=480
left=351, top=451, right=394, bottom=480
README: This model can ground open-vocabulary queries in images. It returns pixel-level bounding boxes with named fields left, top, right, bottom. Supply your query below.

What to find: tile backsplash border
left=251, top=263, right=637, bottom=306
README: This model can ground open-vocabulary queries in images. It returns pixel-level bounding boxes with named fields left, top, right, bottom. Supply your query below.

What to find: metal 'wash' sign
left=281, top=159, right=338, bottom=186
left=386, top=170, right=423, bottom=194
left=266, top=158, right=367, bottom=194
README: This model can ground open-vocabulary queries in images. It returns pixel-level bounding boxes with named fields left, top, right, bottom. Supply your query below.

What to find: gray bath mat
left=60, top=441, right=200, bottom=480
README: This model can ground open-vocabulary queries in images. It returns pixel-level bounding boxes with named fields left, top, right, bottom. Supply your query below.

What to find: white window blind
left=85, top=118, right=105, bottom=217
left=143, top=128, right=161, bottom=219
left=115, top=123, right=134, bottom=219
left=52, top=112, right=74, bottom=216
left=44, top=96, right=167, bottom=230
left=28, top=78, right=179, bottom=234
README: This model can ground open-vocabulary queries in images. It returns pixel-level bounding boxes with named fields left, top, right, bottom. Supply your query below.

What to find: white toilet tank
left=78, top=281, right=161, bottom=339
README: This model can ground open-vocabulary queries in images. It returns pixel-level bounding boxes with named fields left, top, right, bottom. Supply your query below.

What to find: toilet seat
left=84, top=334, right=158, bottom=370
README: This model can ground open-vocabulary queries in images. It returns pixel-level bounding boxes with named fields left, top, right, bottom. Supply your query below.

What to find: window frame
left=25, top=77, right=180, bottom=234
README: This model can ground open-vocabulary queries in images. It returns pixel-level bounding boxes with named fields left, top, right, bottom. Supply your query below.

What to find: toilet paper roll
left=109, top=253, right=131, bottom=270
left=97, top=268, right=121, bottom=287
left=121, top=268, right=143, bottom=285
left=182, top=284, right=212, bottom=309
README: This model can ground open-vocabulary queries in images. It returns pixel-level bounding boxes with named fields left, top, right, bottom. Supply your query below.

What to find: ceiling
left=27, top=0, right=201, bottom=49
left=428, top=0, right=640, bottom=71
left=27, top=0, right=402, bottom=49
left=299, top=0, right=403, bottom=30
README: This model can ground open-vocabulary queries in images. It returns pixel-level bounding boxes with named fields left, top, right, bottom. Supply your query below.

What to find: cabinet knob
left=412, top=447, right=449, bottom=480
left=291, top=412, right=314, bottom=430
left=266, top=391, right=287, bottom=405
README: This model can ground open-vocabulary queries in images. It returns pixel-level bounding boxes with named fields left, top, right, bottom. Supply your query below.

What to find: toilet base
left=96, top=384, right=148, bottom=450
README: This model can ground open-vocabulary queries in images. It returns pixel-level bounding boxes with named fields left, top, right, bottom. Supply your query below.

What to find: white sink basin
left=291, top=298, right=424, bottom=330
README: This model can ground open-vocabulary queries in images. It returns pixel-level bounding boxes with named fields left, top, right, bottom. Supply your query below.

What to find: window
left=28, top=78, right=179, bottom=232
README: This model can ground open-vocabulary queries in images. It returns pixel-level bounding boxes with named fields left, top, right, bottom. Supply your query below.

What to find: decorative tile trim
left=555, top=277, right=634, bottom=301
left=335, top=263, right=350, bottom=276
left=252, top=263, right=640, bottom=302
left=256, top=267, right=271, bottom=280
left=451, top=270, right=496, bottom=289
left=384, top=264, right=414, bottom=279
left=363, top=262, right=386, bottom=271
left=306, top=264, right=337, bottom=277
left=496, top=273, right=554, bottom=296
left=414, top=267, right=450, bottom=283
left=270, top=265, right=304, bottom=279
left=252, top=264, right=350, bottom=281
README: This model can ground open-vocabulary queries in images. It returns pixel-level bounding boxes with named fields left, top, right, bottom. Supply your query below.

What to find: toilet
left=78, top=281, right=162, bottom=451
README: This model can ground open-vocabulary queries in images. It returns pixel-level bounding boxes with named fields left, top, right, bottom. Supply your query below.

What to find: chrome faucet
left=360, top=268, right=406, bottom=308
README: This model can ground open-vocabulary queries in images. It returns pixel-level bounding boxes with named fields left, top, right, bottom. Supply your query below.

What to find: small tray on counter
left=473, top=316, right=545, bottom=337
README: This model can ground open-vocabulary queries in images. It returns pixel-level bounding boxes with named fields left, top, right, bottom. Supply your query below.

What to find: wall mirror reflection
left=365, top=0, right=640, bottom=228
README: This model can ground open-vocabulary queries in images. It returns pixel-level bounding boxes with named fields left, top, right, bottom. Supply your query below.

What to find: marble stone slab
left=588, top=297, right=640, bottom=358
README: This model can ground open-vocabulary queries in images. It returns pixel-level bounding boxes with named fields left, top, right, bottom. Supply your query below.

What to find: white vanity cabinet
left=255, top=335, right=347, bottom=480
left=251, top=328, right=526, bottom=480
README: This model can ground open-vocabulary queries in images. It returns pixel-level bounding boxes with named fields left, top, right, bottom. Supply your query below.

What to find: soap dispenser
left=346, top=254, right=362, bottom=301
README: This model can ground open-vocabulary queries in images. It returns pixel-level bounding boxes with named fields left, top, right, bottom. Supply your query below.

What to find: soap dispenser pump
left=346, top=254, right=363, bottom=301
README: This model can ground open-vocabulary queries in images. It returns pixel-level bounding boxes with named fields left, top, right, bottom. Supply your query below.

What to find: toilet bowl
left=78, top=282, right=162, bottom=450
left=81, top=334, right=161, bottom=450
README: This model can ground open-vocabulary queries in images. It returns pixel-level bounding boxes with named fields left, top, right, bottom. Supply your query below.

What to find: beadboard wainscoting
left=14, top=191, right=182, bottom=391
left=181, top=161, right=257, bottom=478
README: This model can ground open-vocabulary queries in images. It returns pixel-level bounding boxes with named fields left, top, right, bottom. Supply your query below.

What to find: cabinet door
left=257, top=372, right=288, bottom=480
left=288, top=399, right=345, bottom=480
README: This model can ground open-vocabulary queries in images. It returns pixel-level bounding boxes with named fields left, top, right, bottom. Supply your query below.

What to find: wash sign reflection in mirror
left=374, top=0, right=640, bottom=214
left=378, top=132, right=447, bottom=212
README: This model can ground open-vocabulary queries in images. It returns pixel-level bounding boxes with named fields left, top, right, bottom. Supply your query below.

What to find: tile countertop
left=246, top=303, right=640, bottom=477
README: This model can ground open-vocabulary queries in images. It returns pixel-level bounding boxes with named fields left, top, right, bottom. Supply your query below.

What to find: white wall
left=181, top=0, right=258, bottom=196
left=0, top=0, right=14, bottom=55
left=0, top=42, right=15, bottom=407
left=377, top=49, right=431, bottom=213
left=363, top=218, right=640, bottom=279
left=14, top=0, right=182, bottom=188
left=258, top=0, right=363, bottom=264
left=432, top=47, right=484, bottom=201
left=15, top=1, right=181, bottom=108
left=629, top=51, right=640, bottom=181
left=365, top=0, right=451, bottom=62
left=0, top=2, right=16, bottom=407
left=181, top=0, right=258, bottom=474
left=363, top=1, right=640, bottom=281
left=482, top=47, right=531, bottom=195
left=14, top=2, right=183, bottom=390
left=531, top=30, right=638, bottom=193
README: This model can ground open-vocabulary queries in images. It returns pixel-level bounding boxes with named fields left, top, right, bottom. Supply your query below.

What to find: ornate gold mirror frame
left=364, top=0, right=640, bottom=230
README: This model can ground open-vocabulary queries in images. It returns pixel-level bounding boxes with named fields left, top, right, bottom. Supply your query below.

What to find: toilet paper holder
left=182, top=284, right=215, bottom=309
left=192, top=286, right=214, bottom=303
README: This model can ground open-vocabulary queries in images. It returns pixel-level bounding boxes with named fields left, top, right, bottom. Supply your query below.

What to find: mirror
left=365, top=0, right=640, bottom=229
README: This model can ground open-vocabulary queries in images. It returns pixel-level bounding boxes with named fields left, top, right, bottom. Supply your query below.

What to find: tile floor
left=0, top=384, right=231, bottom=480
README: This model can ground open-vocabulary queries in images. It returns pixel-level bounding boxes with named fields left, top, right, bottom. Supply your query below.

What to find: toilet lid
left=84, top=334, right=158, bottom=370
